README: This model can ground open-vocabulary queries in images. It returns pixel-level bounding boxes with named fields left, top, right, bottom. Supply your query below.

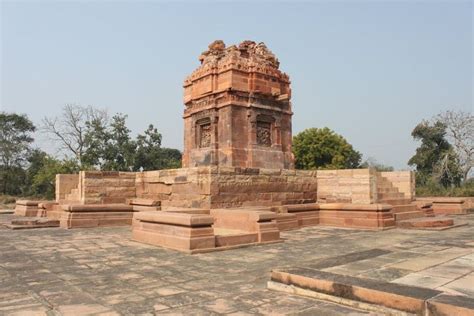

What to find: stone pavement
left=0, top=213, right=473, bottom=315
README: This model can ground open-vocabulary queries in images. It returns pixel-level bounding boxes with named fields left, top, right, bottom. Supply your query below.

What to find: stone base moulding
left=60, top=204, right=135, bottom=229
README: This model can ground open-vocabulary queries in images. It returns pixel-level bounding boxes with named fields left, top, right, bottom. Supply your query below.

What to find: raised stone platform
left=417, top=197, right=473, bottom=215
left=60, top=204, right=135, bottom=229
left=3, top=217, right=59, bottom=230
left=132, top=211, right=216, bottom=253
left=14, top=200, right=46, bottom=217
left=132, top=208, right=281, bottom=253
left=210, top=208, right=281, bottom=243
left=318, top=203, right=395, bottom=230
left=397, top=217, right=467, bottom=230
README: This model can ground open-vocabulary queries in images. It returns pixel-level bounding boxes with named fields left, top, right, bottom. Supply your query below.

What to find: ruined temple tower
left=182, top=40, right=294, bottom=169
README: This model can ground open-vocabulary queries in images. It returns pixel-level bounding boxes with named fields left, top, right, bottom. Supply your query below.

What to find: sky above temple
left=1, top=1, right=472, bottom=169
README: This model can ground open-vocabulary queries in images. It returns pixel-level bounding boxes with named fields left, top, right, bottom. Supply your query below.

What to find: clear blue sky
left=1, top=1, right=472, bottom=169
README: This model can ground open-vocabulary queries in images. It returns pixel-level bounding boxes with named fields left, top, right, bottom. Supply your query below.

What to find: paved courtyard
left=0, top=213, right=473, bottom=315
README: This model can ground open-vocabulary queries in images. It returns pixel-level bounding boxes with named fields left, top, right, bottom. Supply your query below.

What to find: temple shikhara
left=182, top=40, right=293, bottom=169
left=9, top=40, right=470, bottom=253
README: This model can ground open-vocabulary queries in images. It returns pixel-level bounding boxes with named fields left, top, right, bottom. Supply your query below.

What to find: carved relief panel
left=200, top=124, right=212, bottom=147
left=196, top=118, right=212, bottom=148
left=256, top=121, right=272, bottom=146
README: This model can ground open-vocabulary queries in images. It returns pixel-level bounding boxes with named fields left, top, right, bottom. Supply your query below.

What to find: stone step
left=394, top=211, right=426, bottom=221
left=5, top=217, right=60, bottom=230
left=391, top=204, right=418, bottom=213
left=396, top=217, right=458, bottom=230
left=379, top=198, right=413, bottom=206
left=269, top=268, right=474, bottom=315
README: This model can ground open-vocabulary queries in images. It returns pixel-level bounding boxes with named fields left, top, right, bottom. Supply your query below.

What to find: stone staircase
left=376, top=174, right=423, bottom=221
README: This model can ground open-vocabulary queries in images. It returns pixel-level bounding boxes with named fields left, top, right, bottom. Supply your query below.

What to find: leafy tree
left=31, top=155, right=79, bottom=198
left=408, top=120, right=462, bottom=187
left=23, top=149, right=48, bottom=195
left=0, top=112, right=36, bottom=194
left=156, top=148, right=182, bottom=170
left=134, top=125, right=182, bottom=171
left=82, top=115, right=110, bottom=168
left=293, top=127, right=362, bottom=170
left=360, top=158, right=394, bottom=171
left=101, top=114, right=136, bottom=171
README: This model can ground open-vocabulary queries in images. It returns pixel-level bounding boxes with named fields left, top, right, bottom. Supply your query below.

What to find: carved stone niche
left=256, top=114, right=275, bottom=147
left=196, top=118, right=212, bottom=148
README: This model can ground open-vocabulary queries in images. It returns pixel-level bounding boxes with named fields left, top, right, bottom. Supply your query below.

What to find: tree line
left=0, top=105, right=472, bottom=199
left=292, top=110, right=473, bottom=196
left=0, top=104, right=181, bottom=198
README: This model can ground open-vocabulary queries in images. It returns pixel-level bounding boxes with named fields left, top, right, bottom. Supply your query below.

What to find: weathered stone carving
left=257, top=121, right=272, bottom=147
left=199, top=123, right=211, bottom=148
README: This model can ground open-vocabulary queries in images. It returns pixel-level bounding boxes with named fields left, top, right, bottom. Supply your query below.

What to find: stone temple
left=10, top=40, right=468, bottom=253
left=183, top=40, right=294, bottom=169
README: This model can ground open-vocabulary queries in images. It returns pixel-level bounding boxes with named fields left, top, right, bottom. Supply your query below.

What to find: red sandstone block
left=274, top=213, right=298, bottom=231
left=126, top=198, right=161, bottom=206
left=132, top=229, right=215, bottom=251
left=319, top=203, right=392, bottom=212
left=60, top=213, right=133, bottom=229
left=15, top=200, right=44, bottom=206
left=62, top=204, right=134, bottom=212
left=215, top=233, right=258, bottom=247
left=134, top=212, right=214, bottom=227
left=137, top=221, right=214, bottom=238
left=293, top=211, right=320, bottom=227
left=284, top=203, right=319, bottom=213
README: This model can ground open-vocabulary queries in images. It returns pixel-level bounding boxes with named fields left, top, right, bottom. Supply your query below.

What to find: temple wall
left=379, top=171, right=415, bottom=200
left=55, top=174, right=79, bottom=202
left=316, top=169, right=377, bottom=204
left=136, top=168, right=212, bottom=209
left=135, top=167, right=318, bottom=209
left=80, top=171, right=136, bottom=204
left=56, top=167, right=388, bottom=208
left=210, top=167, right=318, bottom=208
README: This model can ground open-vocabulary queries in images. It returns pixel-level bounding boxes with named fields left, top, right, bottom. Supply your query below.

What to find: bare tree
left=42, top=104, right=108, bottom=166
left=436, top=110, right=474, bottom=182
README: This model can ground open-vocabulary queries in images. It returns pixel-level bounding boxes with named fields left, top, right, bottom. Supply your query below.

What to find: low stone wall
left=379, top=171, right=415, bottom=200
left=136, top=168, right=211, bottom=209
left=211, top=167, right=317, bottom=208
left=316, top=169, right=377, bottom=204
left=132, top=212, right=216, bottom=252
left=136, top=167, right=318, bottom=209
left=416, top=197, right=473, bottom=215
left=80, top=171, right=136, bottom=204
left=14, top=200, right=46, bottom=217
left=60, top=204, right=135, bottom=229
left=55, top=174, right=79, bottom=202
